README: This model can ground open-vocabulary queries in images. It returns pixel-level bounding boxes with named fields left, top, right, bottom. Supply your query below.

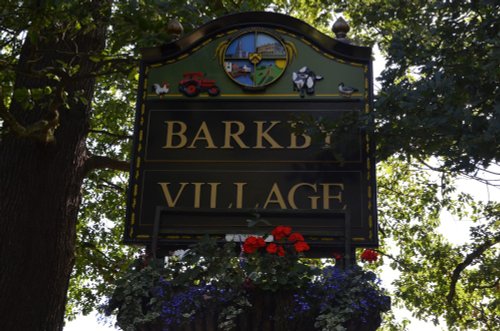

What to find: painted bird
left=152, top=82, right=170, bottom=95
left=338, top=82, right=359, bottom=97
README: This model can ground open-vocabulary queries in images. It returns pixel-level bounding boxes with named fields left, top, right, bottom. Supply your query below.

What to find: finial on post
left=166, top=19, right=184, bottom=40
left=332, top=16, right=350, bottom=41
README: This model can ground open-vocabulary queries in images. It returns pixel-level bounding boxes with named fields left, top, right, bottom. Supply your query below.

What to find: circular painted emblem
left=223, top=31, right=288, bottom=88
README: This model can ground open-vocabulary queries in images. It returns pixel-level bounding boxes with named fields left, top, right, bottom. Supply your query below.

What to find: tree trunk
left=0, top=4, right=107, bottom=330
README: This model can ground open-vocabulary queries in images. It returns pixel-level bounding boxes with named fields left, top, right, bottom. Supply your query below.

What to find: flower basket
left=137, top=288, right=385, bottom=331
left=224, top=290, right=384, bottom=331
left=107, top=227, right=390, bottom=331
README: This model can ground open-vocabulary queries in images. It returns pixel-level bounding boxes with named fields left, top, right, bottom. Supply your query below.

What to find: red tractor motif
left=178, top=72, right=220, bottom=97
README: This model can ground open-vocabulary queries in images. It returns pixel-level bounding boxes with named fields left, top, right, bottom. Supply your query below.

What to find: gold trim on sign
left=351, top=62, right=364, bottom=68
left=201, top=39, right=213, bottom=46
left=300, top=38, right=312, bottom=46
left=129, top=214, right=135, bottom=237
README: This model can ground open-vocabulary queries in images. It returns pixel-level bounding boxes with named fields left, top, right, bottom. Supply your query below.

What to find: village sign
left=125, top=12, right=377, bottom=256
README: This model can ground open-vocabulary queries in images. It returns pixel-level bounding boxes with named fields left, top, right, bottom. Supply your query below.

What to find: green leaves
left=376, top=157, right=499, bottom=329
left=336, top=0, right=500, bottom=171
left=333, top=5, right=500, bottom=327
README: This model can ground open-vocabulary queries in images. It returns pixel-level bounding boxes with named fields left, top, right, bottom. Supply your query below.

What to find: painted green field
left=255, top=65, right=284, bottom=85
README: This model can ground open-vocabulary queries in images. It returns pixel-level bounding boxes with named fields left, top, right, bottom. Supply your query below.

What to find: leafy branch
left=0, top=85, right=61, bottom=143
left=446, top=233, right=500, bottom=305
left=78, top=241, right=123, bottom=282
left=375, top=250, right=411, bottom=272
left=416, top=157, right=500, bottom=188
left=97, top=178, right=127, bottom=193
left=89, top=129, right=132, bottom=140
left=84, top=154, right=130, bottom=175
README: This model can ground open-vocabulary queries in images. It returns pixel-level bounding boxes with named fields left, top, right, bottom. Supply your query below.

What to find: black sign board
left=125, top=12, right=377, bottom=255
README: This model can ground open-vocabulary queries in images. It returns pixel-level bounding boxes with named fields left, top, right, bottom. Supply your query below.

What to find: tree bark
left=0, top=3, right=108, bottom=330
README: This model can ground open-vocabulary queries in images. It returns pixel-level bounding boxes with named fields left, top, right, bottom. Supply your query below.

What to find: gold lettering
left=287, top=183, right=319, bottom=209
left=234, top=182, right=247, bottom=208
left=192, top=182, right=203, bottom=208
left=222, top=121, right=249, bottom=149
left=318, top=124, right=332, bottom=148
left=321, top=183, right=344, bottom=209
left=288, top=121, right=311, bottom=149
left=287, top=183, right=314, bottom=209
left=289, top=133, right=312, bottom=149
left=208, top=182, right=221, bottom=208
left=163, top=121, right=187, bottom=148
left=309, top=193, right=320, bottom=209
left=263, top=183, right=287, bottom=209
left=323, top=133, right=332, bottom=148
left=188, top=122, right=216, bottom=149
left=158, top=182, right=188, bottom=207
left=254, top=121, right=284, bottom=149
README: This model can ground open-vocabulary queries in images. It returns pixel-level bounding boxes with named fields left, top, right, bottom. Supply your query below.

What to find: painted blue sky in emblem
left=226, top=34, right=255, bottom=58
left=256, top=34, right=276, bottom=48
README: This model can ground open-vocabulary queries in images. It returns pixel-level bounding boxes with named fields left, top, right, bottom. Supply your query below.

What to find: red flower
left=277, top=245, right=286, bottom=257
left=243, top=243, right=256, bottom=254
left=294, top=241, right=310, bottom=252
left=266, top=243, right=278, bottom=254
left=255, top=237, right=266, bottom=248
left=288, top=232, right=304, bottom=243
left=272, top=225, right=292, bottom=240
left=360, top=249, right=378, bottom=263
left=243, top=236, right=266, bottom=254
left=332, top=251, right=343, bottom=260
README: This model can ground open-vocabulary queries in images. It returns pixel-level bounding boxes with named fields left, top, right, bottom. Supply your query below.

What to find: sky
left=63, top=37, right=499, bottom=331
